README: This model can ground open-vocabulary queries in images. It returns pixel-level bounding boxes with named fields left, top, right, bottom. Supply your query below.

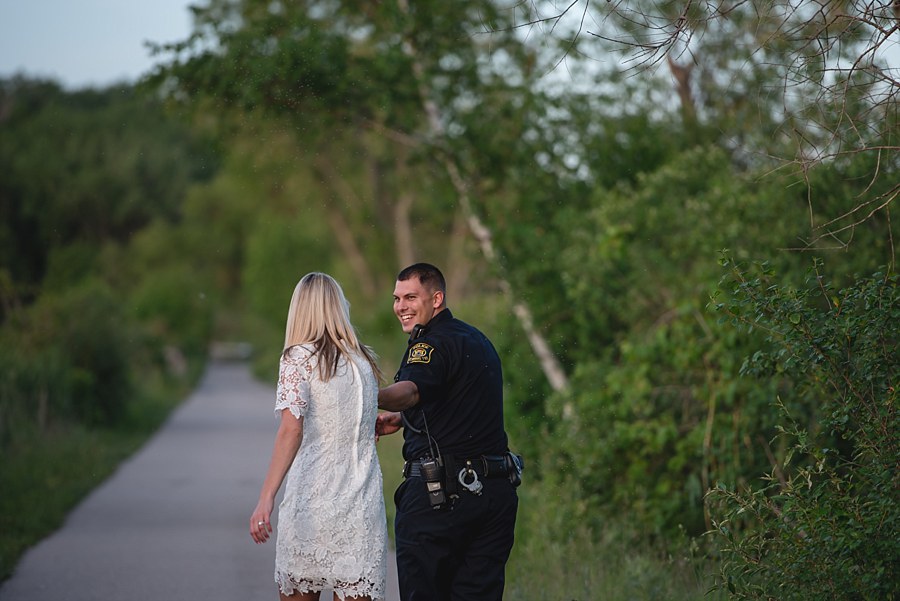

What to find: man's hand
left=375, top=411, right=403, bottom=441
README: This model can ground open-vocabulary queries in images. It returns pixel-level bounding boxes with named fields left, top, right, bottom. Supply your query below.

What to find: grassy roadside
left=0, top=377, right=192, bottom=582
left=0, top=427, right=146, bottom=580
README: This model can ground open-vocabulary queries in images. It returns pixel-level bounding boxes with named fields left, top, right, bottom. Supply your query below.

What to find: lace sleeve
left=275, top=345, right=314, bottom=419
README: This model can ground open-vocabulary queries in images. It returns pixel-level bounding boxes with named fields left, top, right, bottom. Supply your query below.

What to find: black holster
left=506, top=451, right=524, bottom=487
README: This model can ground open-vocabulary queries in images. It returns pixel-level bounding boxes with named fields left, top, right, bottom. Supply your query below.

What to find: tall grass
left=506, top=480, right=724, bottom=601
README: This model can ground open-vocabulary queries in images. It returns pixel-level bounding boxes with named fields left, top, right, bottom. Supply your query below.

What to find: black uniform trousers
left=394, top=475, right=518, bottom=601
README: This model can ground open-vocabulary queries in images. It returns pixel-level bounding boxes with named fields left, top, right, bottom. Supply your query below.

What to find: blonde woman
left=250, top=272, right=387, bottom=601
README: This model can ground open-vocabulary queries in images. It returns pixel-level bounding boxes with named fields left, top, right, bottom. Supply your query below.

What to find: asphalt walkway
left=0, top=361, right=400, bottom=601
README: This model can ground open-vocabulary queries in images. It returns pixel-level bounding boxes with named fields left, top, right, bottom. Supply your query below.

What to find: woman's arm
left=249, top=411, right=303, bottom=544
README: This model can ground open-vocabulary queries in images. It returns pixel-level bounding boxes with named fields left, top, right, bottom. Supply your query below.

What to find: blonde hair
left=283, top=272, right=382, bottom=383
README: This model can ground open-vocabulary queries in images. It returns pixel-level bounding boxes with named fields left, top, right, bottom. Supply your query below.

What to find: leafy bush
left=708, top=259, right=899, bottom=600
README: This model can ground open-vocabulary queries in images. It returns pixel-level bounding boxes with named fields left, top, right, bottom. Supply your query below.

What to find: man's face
left=393, top=277, right=442, bottom=334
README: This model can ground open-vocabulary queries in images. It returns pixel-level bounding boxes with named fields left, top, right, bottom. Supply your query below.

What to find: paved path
left=0, top=361, right=400, bottom=601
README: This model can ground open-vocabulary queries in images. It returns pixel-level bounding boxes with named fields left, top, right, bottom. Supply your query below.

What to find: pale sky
left=1, top=1, right=896, bottom=92
left=0, top=0, right=194, bottom=89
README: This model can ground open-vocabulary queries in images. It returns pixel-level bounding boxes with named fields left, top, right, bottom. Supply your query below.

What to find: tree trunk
left=395, top=0, right=570, bottom=398
left=445, top=209, right=470, bottom=302
left=667, top=55, right=697, bottom=127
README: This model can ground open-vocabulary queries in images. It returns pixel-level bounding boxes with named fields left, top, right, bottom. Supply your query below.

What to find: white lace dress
left=274, top=344, right=387, bottom=600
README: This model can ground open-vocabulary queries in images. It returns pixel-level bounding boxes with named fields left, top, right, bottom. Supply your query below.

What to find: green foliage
left=0, top=344, right=71, bottom=445
left=3, top=0, right=896, bottom=593
left=708, top=260, right=899, bottom=600
left=557, top=312, right=766, bottom=536
left=490, top=306, right=552, bottom=460
left=0, top=76, right=220, bottom=580
left=503, top=145, right=813, bottom=539
left=1, top=280, right=135, bottom=428
left=151, top=2, right=383, bottom=127
left=798, top=146, right=899, bottom=265
left=241, top=209, right=335, bottom=358
left=0, top=77, right=218, bottom=308
left=129, top=264, right=215, bottom=360
left=557, top=146, right=808, bottom=349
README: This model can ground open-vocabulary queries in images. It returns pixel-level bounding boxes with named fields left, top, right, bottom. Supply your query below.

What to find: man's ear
left=432, top=290, right=444, bottom=308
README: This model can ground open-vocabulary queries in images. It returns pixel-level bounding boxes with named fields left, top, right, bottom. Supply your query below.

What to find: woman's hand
left=250, top=411, right=303, bottom=544
left=250, top=497, right=274, bottom=544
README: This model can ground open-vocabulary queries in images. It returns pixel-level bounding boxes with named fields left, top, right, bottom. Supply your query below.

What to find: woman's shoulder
left=282, top=343, right=316, bottom=363
left=348, top=349, right=379, bottom=380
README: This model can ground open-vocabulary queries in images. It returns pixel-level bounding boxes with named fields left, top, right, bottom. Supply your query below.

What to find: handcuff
left=457, top=460, right=483, bottom=495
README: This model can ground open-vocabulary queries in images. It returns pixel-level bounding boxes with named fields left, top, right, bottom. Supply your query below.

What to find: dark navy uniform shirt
left=395, top=309, right=508, bottom=461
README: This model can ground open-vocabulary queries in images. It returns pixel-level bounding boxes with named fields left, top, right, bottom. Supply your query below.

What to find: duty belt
left=403, top=454, right=510, bottom=479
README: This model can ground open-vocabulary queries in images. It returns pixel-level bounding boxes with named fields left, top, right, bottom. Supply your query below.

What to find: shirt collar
left=429, top=308, right=453, bottom=326
left=408, top=308, right=453, bottom=344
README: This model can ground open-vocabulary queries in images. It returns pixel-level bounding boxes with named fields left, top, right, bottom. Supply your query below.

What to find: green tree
left=0, top=77, right=218, bottom=314
left=509, top=0, right=899, bottom=250
left=149, top=0, right=582, bottom=390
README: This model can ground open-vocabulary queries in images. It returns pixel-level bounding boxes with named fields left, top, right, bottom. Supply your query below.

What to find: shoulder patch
left=407, top=342, right=434, bottom=364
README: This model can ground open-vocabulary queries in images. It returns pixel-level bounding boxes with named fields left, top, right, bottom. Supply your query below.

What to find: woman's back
left=274, top=344, right=387, bottom=599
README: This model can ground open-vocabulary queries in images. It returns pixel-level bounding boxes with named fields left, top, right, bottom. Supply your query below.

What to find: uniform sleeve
left=396, top=337, right=449, bottom=406
left=275, top=345, right=313, bottom=419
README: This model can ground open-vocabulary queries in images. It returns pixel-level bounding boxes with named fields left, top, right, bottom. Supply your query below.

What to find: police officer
left=376, top=263, right=519, bottom=601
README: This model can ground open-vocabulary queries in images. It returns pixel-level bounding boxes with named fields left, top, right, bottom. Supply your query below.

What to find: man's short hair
left=397, top=263, right=446, bottom=294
